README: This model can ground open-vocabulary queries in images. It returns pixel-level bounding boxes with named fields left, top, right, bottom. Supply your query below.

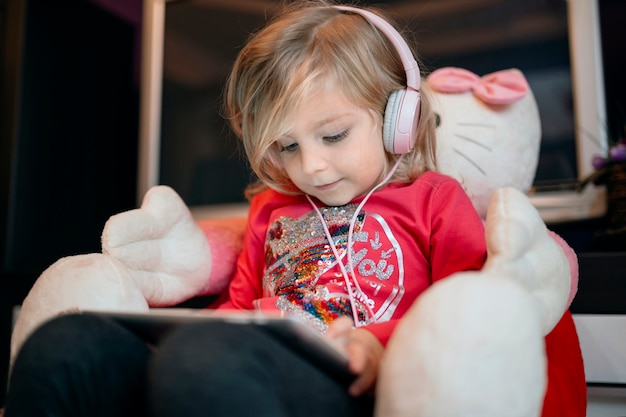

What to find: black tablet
left=83, top=308, right=355, bottom=383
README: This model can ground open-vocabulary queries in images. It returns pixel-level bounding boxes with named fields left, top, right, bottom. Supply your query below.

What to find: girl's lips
left=315, top=180, right=341, bottom=191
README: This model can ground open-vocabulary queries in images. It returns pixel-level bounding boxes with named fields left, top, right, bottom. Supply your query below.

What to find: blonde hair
left=224, top=0, right=437, bottom=199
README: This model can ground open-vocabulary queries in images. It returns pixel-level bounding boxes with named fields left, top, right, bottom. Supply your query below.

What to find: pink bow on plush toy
left=427, top=67, right=529, bottom=105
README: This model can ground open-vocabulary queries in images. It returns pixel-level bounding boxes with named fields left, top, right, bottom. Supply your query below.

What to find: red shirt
left=219, top=171, right=487, bottom=346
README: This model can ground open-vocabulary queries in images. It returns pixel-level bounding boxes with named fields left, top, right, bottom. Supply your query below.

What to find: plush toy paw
left=102, top=185, right=212, bottom=306
left=11, top=254, right=148, bottom=365
left=483, top=187, right=573, bottom=335
left=376, top=272, right=546, bottom=417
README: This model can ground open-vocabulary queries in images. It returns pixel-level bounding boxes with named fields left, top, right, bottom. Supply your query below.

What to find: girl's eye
left=324, top=130, right=349, bottom=143
left=280, top=142, right=298, bottom=153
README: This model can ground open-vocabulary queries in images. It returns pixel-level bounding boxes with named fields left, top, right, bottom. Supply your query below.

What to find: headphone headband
left=333, top=5, right=421, bottom=154
left=333, top=5, right=420, bottom=91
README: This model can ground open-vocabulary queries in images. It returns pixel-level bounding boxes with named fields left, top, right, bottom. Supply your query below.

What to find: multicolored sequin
left=263, top=205, right=368, bottom=331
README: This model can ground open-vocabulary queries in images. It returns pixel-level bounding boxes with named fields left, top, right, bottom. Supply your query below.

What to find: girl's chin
left=306, top=182, right=368, bottom=206
left=313, top=193, right=354, bottom=207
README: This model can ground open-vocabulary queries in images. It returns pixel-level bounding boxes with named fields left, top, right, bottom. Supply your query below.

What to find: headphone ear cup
left=383, top=89, right=421, bottom=154
left=383, top=89, right=403, bottom=153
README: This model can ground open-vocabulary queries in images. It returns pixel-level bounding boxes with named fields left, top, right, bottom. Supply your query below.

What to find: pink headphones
left=334, top=5, right=421, bottom=155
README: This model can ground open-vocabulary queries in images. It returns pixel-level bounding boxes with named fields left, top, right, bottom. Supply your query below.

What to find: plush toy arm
left=483, top=187, right=576, bottom=335
left=102, top=185, right=212, bottom=306
left=11, top=186, right=221, bottom=365
left=376, top=187, right=582, bottom=417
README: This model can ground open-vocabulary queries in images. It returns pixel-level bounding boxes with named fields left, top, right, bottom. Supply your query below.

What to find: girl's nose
left=299, top=145, right=328, bottom=175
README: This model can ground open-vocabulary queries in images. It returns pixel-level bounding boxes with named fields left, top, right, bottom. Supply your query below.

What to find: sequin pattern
left=263, top=206, right=367, bottom=330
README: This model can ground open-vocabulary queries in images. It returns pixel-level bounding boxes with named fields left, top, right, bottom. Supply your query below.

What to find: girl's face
left=275, top=86, right=386, bottom=206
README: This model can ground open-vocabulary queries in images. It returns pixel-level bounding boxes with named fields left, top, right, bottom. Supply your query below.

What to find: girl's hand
left=325, top=317, right=384, bottom=396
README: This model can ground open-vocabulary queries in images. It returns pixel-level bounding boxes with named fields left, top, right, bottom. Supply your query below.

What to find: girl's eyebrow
left=313, top=113, right=352, bottom=129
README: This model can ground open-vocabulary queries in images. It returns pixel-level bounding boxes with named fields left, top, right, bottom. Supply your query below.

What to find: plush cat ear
left=426, top=67, right=479, bottom=93
left=474, top=70, right=529, bottom=105
left=427, top=67, right=529, bottom=105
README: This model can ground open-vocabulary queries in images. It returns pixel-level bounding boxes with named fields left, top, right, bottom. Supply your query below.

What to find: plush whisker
left=454, top=133, right=492, bottom=151
left=454, top=149, right=486, bottom=176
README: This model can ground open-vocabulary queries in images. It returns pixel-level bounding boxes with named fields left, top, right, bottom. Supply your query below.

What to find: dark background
left=0, top=0, right=625, bottom=406
left=0, top=0, right=140, bottom=404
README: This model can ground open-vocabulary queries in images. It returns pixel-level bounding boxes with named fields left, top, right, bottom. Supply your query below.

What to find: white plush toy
left=375, top=68, right=580, bottom=417
left=9, top=68, right=583, bottom=417
left=428, top=66, right=575, bottom=331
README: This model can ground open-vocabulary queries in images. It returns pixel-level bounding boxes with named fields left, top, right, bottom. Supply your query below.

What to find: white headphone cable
left=306, top=155, right=404, bottom=327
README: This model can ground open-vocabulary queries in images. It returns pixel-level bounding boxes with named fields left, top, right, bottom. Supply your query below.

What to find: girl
left=4, top=1, right=486, bottom=416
